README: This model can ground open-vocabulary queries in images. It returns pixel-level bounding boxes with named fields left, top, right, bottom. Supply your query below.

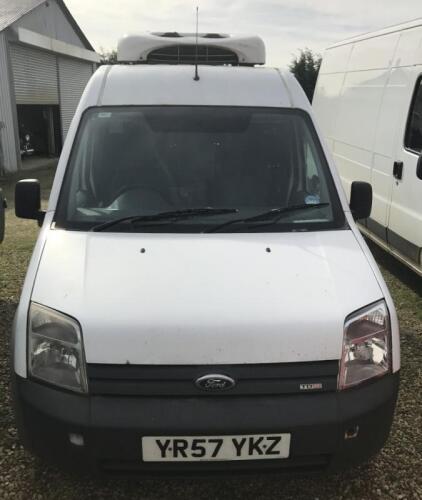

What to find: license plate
left=142, top=433, right=291, bottom=462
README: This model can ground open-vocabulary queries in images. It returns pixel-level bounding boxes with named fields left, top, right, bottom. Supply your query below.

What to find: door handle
left=393, top=161, right=403, bottom=180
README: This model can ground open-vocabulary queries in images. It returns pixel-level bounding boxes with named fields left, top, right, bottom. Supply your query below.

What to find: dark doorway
left=17, top=105, right=62, bottom=159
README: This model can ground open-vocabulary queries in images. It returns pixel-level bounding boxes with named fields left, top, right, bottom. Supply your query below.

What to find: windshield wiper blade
left=91, top=207, right=239, bottom=232
left=206, top=203, right=330, bottom=233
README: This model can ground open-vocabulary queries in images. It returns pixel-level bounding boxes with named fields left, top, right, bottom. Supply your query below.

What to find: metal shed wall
left=0, top=33, right=18, bottom=174
left=10, top=43, right=59, bottom=105
left=14, top=0, right=85, bottom=48
left=58, top=56, right=93, bottom=138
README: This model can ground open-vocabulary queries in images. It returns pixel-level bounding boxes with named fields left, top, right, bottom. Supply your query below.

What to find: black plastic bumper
left=12, top=372, right=399, bottom=476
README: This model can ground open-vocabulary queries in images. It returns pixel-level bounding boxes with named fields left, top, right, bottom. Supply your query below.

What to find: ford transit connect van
left=11, top=33, right=399, bottom=475
left=313, top=18, right=422, bottom=277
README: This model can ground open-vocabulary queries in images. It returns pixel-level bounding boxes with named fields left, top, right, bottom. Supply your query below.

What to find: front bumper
left=12, top=372, right=399, bottom=476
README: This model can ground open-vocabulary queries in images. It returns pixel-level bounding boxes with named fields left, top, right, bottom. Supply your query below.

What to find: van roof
left=327, top=17, right=422, bottom=49
left=91, top=64, right=308, bottom=110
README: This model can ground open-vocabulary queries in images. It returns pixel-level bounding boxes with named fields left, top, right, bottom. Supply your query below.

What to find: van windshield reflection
left=54, top=106, right=344, bottom=232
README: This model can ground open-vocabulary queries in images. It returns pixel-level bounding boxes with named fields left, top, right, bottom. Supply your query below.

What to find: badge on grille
left=195, top=374, right=236, bottom=392
left=299, top=383, right=323, bottom=391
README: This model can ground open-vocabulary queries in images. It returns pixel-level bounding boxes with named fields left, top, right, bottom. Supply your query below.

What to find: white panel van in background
left=313, top=18, right=422, bottom=276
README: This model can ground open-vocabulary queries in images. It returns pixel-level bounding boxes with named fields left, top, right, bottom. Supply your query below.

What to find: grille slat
left=87, top=361, right=339, bottom=397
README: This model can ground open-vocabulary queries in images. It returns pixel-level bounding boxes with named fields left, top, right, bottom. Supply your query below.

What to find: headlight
left=339, top=300, right=391, bottom=390
left=28, top=303, right=88, bottom=393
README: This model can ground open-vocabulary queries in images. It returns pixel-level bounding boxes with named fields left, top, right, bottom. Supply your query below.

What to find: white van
left=11, top=33, right=399, bottom=475
left=313, top=18, right=422, bottom=276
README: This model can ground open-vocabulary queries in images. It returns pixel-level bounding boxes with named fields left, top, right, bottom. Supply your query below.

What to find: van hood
left=31, top=230, right=382, bottom=365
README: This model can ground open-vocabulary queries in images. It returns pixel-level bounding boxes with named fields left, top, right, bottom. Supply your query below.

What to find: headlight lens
left=28, top=303, right=88, bottom=393
left=339, top=300, right=391, bottom=390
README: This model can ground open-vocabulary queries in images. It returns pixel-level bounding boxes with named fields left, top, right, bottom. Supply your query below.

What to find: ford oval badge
left=195, top=374, right=236, bottom=392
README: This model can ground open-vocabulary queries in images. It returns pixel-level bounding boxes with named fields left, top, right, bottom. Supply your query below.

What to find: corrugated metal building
left=0, top=0, right=100, bottom=174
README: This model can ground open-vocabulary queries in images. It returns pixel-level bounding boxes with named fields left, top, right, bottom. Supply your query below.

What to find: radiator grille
left=87, top=361, right=339, bottom=397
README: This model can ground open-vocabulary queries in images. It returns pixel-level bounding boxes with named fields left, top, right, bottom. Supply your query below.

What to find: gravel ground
left=0, top=167, right=421, bottom=499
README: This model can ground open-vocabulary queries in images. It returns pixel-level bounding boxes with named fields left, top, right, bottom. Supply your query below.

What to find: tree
left=99, top=47, right=118, bottom=65
left=289, top=48, right=322, bottom=102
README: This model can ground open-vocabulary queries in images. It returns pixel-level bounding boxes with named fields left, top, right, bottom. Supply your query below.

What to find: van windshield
left=55, top=106, right=345, bottom=232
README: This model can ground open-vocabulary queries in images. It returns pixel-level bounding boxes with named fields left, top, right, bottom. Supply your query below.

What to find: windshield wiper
left=206, top=203, right=330, bottom=233
left=91, top=207, right=239, bottom=232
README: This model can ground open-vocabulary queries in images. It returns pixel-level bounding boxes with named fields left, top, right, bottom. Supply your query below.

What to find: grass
left=0, top=166, right=421, bottom=499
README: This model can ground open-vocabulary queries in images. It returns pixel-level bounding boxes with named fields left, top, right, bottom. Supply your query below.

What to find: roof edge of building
left=0, top=0, right=96, bottom=53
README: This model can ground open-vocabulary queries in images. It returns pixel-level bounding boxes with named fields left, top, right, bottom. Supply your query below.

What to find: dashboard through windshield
left=54, top=106, right=345, bottom=232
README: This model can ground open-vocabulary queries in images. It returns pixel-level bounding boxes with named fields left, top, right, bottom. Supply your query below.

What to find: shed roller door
left=59, top=57, right=93, bottom=139
left=10, top=44, right=59, bottom=105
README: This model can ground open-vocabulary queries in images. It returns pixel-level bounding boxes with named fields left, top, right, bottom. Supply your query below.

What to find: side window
left=304, top=143, right=319, bottom=190
left=405, top=77, right=422, bottom=153
left=302, top=131, right=326, bottom=201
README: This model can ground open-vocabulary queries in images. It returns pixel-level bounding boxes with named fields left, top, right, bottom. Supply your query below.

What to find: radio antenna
left=194, top=6, right=200, bottom=81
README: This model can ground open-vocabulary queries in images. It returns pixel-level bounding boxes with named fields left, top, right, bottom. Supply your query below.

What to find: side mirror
left=0, top=188, right=6, bottom=243
left=15, top=179, right=45, bottom=223
left=350, top=181, right=372, bottom=220
left=417, top=155, right=422, bottom=180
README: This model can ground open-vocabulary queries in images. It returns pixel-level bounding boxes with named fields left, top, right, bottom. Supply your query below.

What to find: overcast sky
left=65, top=0, right=422, bottom=66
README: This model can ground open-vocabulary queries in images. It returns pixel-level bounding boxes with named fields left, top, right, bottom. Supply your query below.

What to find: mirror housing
left=417, top=155, right=422, bottom=180
left=0, top=188, right=6, bottom=243
left=15, top=179, right=44, bottom=223
left=350, top=181, right=372, bottom=220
